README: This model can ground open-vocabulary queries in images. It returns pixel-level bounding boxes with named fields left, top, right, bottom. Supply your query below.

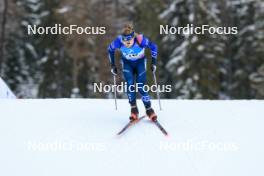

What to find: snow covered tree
left=160, top=0, right=264, bottom=99
left=0, top=0, right=40, bottom=97
left=230, top=0, right=264, bottom=98
left=160, top=0, right=226, bottom=99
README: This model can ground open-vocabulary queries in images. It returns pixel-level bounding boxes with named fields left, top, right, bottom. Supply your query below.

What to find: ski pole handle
left=153, top=72, right=162, bottom=111
left=113, top=75, right=117, bottom=110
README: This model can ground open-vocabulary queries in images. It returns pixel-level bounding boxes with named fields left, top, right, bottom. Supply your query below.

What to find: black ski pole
left=113, top=74, right=117, bottom=110
left=153, top=72, right=162, bottom=111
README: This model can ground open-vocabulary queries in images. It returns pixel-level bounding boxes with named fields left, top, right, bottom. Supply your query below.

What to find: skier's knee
left=136, top=72, right=146, bottom=83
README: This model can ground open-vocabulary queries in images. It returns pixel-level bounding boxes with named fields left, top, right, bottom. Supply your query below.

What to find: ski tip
left=115, top=133, right=123, bottom=138
left=116, top=132, right=123, bottom=136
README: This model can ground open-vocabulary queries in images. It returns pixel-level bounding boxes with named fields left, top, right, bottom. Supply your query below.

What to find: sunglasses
left=122, top=32, right=135, bottom=41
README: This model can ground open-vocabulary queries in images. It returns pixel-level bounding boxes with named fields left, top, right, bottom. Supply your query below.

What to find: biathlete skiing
left=108, top=23, right=158, bottom=122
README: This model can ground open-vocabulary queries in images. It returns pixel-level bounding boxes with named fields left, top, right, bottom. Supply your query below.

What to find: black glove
left=111, top=65, right=118, bottom=75
left=151, top=64, right=156, bottom=73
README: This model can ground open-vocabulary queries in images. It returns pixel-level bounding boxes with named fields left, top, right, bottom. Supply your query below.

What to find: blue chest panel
left=120, top=43, right=145, bottom=61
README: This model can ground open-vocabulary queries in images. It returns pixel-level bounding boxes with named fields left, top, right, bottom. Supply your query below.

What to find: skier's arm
left=107, top=37, right=122, bottom=67
left=140, top=35, right=158, bottom=65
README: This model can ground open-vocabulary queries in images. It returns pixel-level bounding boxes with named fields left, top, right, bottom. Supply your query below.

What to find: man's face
left=122, top=38, right=134, bottom=48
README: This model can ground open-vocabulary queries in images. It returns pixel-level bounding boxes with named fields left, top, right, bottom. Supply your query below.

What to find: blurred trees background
left=0, top=0, right=263, bottom=99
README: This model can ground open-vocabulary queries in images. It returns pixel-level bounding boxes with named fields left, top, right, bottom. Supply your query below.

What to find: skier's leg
left=122, top=60, right=138, bottom=120
left=136, top=59, right=157, bottom=121
left=135, top=60, right=150, bottom=108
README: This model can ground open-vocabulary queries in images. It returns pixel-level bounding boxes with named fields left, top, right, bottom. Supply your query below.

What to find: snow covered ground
left=0, top=99, right=263, bottom=176
left=0, top=77, right=16, bottom=99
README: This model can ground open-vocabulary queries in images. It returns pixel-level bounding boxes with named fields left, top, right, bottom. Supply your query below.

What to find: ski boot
left=146, top=107, right=157, bottom=121
left=129, top=105, right=139, bottom=121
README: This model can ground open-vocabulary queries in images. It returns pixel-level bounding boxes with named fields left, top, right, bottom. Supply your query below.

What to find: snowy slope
left=0, top=99, right=263, bottom=176
left=0, top=77, right=16, bottom=99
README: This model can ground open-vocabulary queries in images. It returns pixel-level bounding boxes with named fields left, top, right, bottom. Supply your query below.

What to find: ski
left=152, top=119, right=168, bottom=136
left=117, top=115, right=146, bottom=135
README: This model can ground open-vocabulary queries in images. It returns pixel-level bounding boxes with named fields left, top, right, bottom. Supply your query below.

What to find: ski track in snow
left=0, top=99, right=263, bottom=176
